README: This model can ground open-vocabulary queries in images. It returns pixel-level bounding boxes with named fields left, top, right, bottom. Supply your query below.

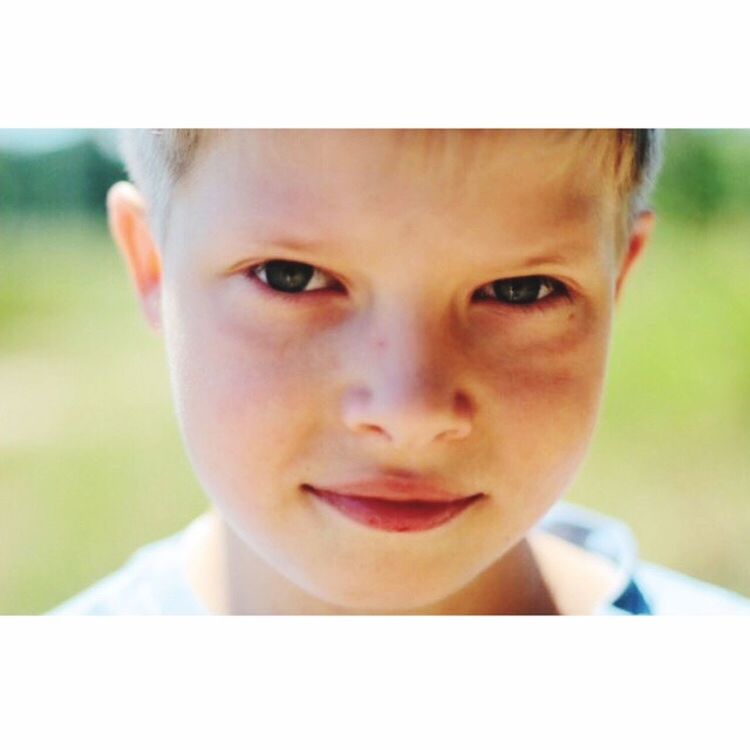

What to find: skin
left=108, top=130, right=652, bottom=615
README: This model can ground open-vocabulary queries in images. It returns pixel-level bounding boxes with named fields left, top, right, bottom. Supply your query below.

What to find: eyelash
left=246, top=261, right=570, bottom=311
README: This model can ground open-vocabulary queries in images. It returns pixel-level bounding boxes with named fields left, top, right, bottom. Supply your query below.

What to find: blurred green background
left=1, top=129, right=749, bottom=614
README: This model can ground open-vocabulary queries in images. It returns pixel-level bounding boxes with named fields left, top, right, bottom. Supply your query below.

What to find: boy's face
left=110, top=130, right=650, bottom=611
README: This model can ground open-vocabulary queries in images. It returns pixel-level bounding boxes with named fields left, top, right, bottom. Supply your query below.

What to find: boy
left=49, top=129, right=750, bottom=615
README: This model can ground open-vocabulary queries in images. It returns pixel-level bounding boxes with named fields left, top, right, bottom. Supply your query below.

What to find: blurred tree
left=0, top=140, right=125, bottom=218
left=653, top=130, right=750, bottom=223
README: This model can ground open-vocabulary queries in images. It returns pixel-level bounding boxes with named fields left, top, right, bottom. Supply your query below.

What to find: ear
left=106, top=181, right=163, bottom=331
left=615, top=210, right=654, bottom=303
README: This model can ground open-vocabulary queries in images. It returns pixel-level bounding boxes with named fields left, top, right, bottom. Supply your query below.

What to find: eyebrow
left=514, top=251, right=578, bottom=270
left=263, top=236, right=328, bottom=253
left=222, top=234, right=330, bottom=275
left=223, top=222, right=599, bottom=275
left=511, top=229, right=601, bottom=269
left=231, top=229, right=330, bottom=255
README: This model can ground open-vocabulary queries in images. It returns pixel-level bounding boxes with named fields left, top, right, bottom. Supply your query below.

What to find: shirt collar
left=537, top=501, right=652, bottom=615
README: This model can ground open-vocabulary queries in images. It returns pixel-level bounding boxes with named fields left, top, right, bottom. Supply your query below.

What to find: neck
left=187, top=511, right=559, bottom=616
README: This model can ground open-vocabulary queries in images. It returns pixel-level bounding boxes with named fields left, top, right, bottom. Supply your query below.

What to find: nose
left=341, top=316, right=474, bottom=449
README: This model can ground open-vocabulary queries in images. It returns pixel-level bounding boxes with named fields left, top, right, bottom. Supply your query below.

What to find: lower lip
left=305, top=486, right=483, bottom=532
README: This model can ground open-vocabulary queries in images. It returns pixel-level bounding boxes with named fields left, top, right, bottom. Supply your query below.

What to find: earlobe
left=106, top=181, right=163, bottom=331
left=615, top=211, right=654, bottom=302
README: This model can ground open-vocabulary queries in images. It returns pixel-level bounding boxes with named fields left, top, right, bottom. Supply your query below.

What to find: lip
left=302, top=479, right=485, bottom=533
left=308, top=477, right=479, bottom=503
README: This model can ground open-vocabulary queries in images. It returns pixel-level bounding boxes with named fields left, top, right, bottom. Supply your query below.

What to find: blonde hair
left=118, top=129, right=664, bottom=242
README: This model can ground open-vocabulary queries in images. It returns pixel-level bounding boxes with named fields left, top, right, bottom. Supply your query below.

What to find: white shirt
left=47, top=501, right=750, bottom=615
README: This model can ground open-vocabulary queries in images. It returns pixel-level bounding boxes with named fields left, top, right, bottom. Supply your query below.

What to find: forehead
left=173, top=130, right=614, bottom=251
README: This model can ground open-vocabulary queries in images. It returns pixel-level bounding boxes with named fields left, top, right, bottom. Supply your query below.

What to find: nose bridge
left=342, top=299, right=472, bottom=447
left=376, top=307, right=450, bottom=398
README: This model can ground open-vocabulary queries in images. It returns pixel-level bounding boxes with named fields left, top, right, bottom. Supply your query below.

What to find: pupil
left=493, top=277, right=541, bottom=304
left=265, top=261, right=314, bottom=293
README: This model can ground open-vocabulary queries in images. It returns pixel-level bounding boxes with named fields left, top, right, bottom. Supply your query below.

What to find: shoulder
left=634, top=561, right=750, bottom=615
left=46, top=520, right=208, bottom=615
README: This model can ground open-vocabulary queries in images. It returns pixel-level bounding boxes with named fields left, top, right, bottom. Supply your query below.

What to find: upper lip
left=304, top=476, right=484, bottom=503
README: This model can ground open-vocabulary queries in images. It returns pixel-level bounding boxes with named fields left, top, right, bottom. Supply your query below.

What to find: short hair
left=118, top=129, right=664, bottom=243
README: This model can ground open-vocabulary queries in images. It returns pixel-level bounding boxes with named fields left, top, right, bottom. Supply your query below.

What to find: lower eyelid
left=481, top=294, right=566, bottom=311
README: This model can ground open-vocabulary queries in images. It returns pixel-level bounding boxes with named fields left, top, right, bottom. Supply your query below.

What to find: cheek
left=163, top=289, right=329, bottom=503
left=475, top=311, right=611, bottom=494
left=498, top=355, right=606, bottom=442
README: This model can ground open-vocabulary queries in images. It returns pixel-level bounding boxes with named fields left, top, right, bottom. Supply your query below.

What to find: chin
left=299, top=567, right=467, bottom=614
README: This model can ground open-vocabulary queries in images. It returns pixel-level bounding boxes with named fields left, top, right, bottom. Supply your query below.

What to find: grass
left=1, top=213, right=749, bottom=613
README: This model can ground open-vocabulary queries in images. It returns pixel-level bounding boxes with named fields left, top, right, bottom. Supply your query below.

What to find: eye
left=250, top=260, right=337, bottom=294
left=248, top=263, right=565, bottom=306
left=474, top=275, right=567, bottom=306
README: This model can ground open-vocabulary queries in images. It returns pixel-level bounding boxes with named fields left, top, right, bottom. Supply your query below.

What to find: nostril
left=341, top=385, right=474, bottom=448
left=358, top=424, right=388, bottom=438
left=438, top=422, right=471, bottom=442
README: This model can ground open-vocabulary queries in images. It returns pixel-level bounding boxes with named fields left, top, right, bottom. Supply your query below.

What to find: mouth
left=302, top=482, right=485, bottom=533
